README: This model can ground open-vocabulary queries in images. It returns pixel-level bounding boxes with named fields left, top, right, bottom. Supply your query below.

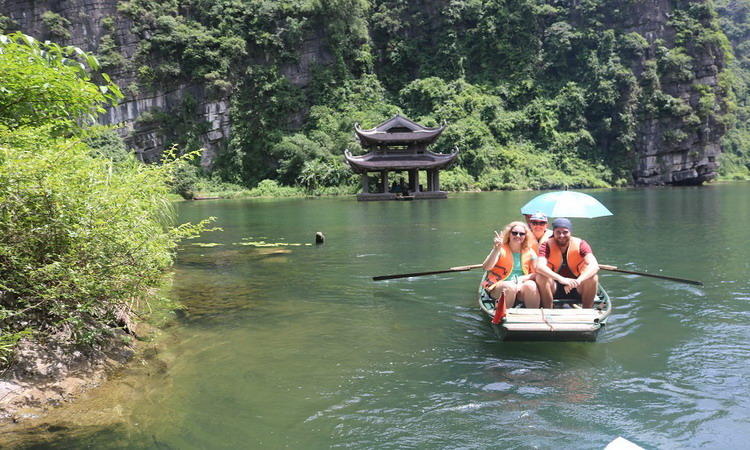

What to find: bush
left=84, top=128, right=133, bottom=165
left=193, top=176, right=248, bottom=195
left=0, top=128, right=209, bottom=345
left=0, top=33, right=121, bottom=133
left=0, top=33, right=210, bottom=358
left=247, top=179, right=304, bottom=197
left=41, top=11, right=71, bottom=41
left=171, top=160, right=201, bottom=199
left=440, top=167, right=477, bottom=191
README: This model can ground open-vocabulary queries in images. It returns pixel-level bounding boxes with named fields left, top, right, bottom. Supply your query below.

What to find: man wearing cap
left=535, top=218, right=599, bottom=308
left=526, top=212, right=552, bottom=253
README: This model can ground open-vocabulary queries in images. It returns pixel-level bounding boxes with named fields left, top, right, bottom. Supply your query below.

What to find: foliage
left=90, top=0, right=741, bottom=188
left=440, top=167, right=477, bottom=192
left=41, top=11, right=71, bottom=41
left=247, top=179, right=304, bottom=197
left=717, top=0, right=750, bottom=179
left=0, top=33, right=122, bottom=134
left=84, top=127, right=133, bottom=165
left=0, top=15, right=17, bottom=33
left=297, top=158, right=354, bottom=191
left=0, top=33, right=210, bottom=356
left=98, top=17, right=126, bottom=71
left=193, top=176, right=248, bottom=195
left=171, top=159, right=202, bottom=200
left=0, top=129, right=204, bottom=343
left=0, top=329, right=30, bottom=364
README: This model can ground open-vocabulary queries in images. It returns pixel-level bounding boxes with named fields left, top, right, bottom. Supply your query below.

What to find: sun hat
left=529, top=212, right=547, bottom=222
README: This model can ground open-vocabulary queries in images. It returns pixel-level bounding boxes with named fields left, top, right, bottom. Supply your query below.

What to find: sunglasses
left=530, top=221, right=547, bottom=226
left=511, top=231, right=526, bottom=237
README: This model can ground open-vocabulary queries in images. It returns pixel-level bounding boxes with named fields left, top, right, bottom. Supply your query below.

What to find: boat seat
left=553, top=297, right=604, bottom=306
left=553, top=298, right=579, bottom=306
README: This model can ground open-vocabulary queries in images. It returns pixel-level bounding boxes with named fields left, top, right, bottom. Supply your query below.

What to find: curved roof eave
left=344, top=148, right=459, bottom=173
left=354, top=127, right=446, bottom=146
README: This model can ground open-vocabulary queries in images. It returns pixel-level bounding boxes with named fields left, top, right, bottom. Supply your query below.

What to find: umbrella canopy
left=520, top=191, right=613, bottom=218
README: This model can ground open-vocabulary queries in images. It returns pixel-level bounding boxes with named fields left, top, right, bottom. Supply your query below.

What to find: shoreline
left=0, top=321, right=159, bottom=428
left=177, top=178, right=749, bottom=202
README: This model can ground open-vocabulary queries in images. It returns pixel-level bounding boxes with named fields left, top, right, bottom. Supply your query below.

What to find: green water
left=7, top=184, right=750, bottom=448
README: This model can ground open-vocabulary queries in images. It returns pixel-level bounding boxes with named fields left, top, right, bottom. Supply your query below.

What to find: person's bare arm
left=567, top=253, right=599, bottom=289
left=576, top=253, right=599, bottom=283
left=482, top=231, right=503, bottom=271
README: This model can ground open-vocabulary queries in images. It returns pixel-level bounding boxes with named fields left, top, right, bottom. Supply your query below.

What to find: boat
left=478, top=275, right=612, bottom=341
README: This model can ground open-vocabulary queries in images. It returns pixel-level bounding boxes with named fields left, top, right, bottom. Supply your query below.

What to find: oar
left=599, top=264, right=703, bottom=286
left=372, top=264, right=483, bottom=281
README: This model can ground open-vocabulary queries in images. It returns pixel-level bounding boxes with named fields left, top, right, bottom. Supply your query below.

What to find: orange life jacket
left=546, top=237, right=587, bottom=277
left=531, top=229, right=552, bottom=254
left=486, top=244, right=536, bottom=284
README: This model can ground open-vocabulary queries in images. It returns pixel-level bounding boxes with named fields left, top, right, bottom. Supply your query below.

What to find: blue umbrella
left=520, top=191, right=613, bottom=218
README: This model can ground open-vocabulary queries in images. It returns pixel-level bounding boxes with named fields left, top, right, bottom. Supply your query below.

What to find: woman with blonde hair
left=482, top=221, right=541, bottom=309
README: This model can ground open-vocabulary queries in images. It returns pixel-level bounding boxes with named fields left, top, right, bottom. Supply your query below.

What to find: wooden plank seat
left=503, top=323, right=600, bottom=332
left=505, top=315, right=602, bottom=324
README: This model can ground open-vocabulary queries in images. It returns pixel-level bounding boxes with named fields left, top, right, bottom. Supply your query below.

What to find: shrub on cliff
left=0, top=33, right=210, bottom=358
left=170, top=159, right=201, bottom=199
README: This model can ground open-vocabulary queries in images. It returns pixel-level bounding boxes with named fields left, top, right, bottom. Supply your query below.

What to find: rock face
left=618, top=0, right=726, bottom=185
left=0, top=0, right=728, bottom=185
left=100, top=83, right=231, bottom=167
left=0, top=0, right=232, bottom=167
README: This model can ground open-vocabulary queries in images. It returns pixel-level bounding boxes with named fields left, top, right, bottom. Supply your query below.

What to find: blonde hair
left=500, top=221, right=533, bottom=253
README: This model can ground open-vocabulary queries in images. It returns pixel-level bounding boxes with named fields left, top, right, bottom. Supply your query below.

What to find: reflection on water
left=5, top=184, right=750, bottom=449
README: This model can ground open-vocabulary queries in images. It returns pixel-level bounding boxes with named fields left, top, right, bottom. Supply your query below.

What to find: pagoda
left=344, top=115, right=459, bottom=201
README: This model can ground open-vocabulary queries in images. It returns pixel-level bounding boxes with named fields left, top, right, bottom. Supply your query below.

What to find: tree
left=0, top=32, right=122, bottom=133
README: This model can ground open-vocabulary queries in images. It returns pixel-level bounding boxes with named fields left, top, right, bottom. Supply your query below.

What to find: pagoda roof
left=355, top=115, right=445, bottom=146
left=344, top=149, right=459, bottom=174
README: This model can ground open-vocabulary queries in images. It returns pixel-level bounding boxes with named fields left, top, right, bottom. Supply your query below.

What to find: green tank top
left=509, top=252, right=525, bottom=280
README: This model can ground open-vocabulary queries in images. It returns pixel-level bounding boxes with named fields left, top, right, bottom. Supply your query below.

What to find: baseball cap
left=551, top=217, right=573, bottom=231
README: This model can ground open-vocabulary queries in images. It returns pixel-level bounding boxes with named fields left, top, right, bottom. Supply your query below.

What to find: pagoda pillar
left=361, top=174, right=369, bottom=194
left=380, top=171, right=388, bottom=193
left=426, top=169, right=435, bottom=191
left=408, top=169, right=419, bottom=192
left=433, top=170, right=441, bottom=191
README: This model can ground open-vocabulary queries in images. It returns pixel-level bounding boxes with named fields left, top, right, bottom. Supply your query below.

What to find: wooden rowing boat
left=478, top=275, right=612, bottom=341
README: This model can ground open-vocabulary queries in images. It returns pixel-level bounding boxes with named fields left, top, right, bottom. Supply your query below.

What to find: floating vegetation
left=234, top=240, right=311, bottom=247
left=256, top=248, right=292, bottom=255
left=192, top=243, right=223, bottom=247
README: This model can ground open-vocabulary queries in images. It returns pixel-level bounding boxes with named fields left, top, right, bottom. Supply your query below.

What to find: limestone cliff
left=0, top=0, right=233, bottom=167
left=618, top=0, right=727, bottom=185
left=0, top=0, right=731, bottom=186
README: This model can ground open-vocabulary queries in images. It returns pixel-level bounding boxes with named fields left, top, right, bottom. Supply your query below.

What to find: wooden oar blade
left=599, top=264, right=703, bottom=286
left=372, top=264, right=482, bottom=281
left=373, top=269, right=454, bottom=281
